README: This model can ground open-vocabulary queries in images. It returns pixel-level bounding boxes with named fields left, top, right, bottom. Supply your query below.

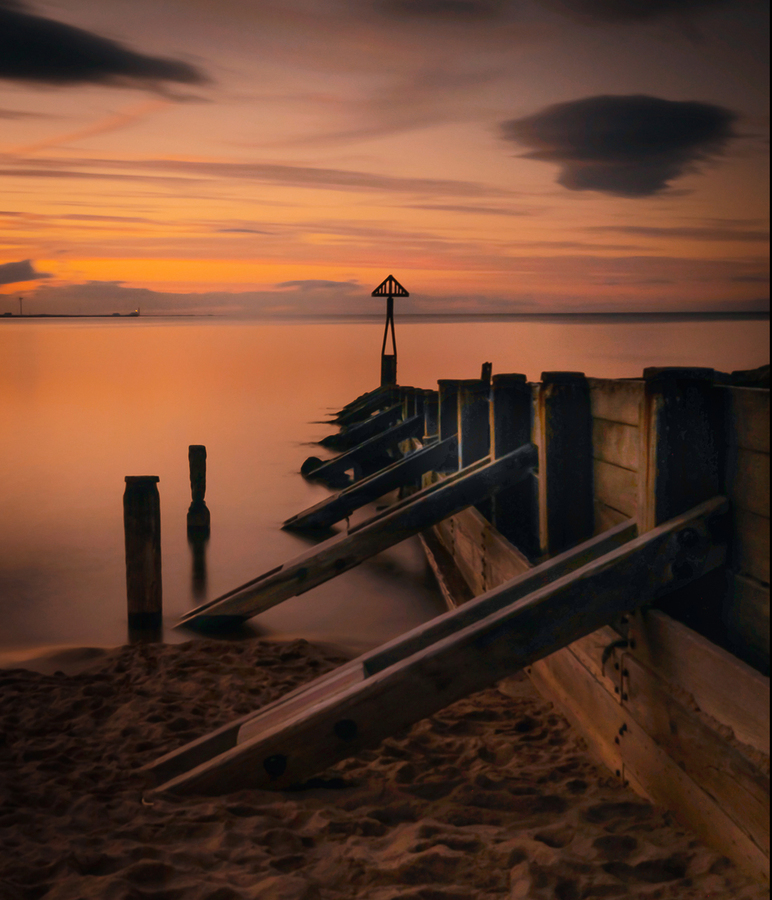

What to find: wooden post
left=124, top=476, right=162, bottom=629
left=481, top=361, right=492, bottom=385
left=423, top=390, right=439, bottom=440
left=187, top=445, right=210, bottom=533
left=641, top=368, right=723, bottom=530
left=381, top=354, right=396, bottom=387
left=641, top=367, right=728, bottom=647
left=491, top=373, right=539, bottom=558
left=438, top=379, right=461, bottom=470
left=458, top=379, right=490, bottom=469
left=538, top=372, right=594, bottom=556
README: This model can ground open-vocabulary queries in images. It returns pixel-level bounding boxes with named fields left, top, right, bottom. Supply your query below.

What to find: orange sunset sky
left=0, top=0, right=769, bottom=317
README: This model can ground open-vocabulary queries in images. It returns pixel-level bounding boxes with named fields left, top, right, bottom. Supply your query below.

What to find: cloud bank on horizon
left=0, top=0, right=767, bottom=315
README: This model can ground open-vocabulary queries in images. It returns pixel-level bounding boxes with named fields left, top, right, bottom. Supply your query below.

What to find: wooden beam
left=178, top=443, right=538, bottom=628
left=334, top=387, right=397, bottom=426
left=150, top=496, right=727, bottom=796
left=319, top=403, right=403, bottom=450
left=283, top=435, right=458, bottom=531
left=438, top=379, right=462, bottom=470
left=304, top=415, right=423, bottom=483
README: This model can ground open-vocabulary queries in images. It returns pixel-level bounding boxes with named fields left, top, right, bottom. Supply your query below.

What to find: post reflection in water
left=188, top=522, right=209, bottom=601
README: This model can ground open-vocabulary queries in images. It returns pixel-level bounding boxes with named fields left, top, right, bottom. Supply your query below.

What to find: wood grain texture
left=729, top=449, right=770, bottom=518
left=629, top=609, right=770, bottom=755
left=588, top=379, right=644, bottom=426
left=592, top=418, right=640, bottom=472
left=732, top=508, right=770, bottom=584
left=593, top=459, right=638, bottom=518
left=725, top=574, right=770, bottom=673
left=726, top=387, right=770, bottom=454
left=594, top=500, right=631, bottom=535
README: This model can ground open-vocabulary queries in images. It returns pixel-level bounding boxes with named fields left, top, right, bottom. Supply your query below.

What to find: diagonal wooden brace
left=178, top=443, right=538, bottom=629
left=151, top=496, right=728, bottom=795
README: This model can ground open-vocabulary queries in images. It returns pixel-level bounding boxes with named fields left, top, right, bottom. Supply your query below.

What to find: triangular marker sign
left=371, top=275, right=409, bottom=298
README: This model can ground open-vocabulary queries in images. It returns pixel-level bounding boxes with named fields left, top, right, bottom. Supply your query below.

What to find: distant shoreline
left=1, top=311, right=768, bottom=323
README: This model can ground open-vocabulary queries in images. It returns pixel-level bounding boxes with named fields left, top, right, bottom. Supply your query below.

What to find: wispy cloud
left=586, top=224, right=769, bottom=242
left=501, top=94, right=737, bottom=197
left=3, top=155, right=512, bottom=198
left=0, top=0, right=207, bottom=89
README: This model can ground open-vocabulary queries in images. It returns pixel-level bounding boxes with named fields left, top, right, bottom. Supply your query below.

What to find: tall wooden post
left=491, top=373, right=539, bottom=558
left=423, top=390, right=439, bottom=440
left=458, top=379, right=490, bottom=469
left=438, top=379, right=461, bottom=470
left=640, top=367, right=728, bottom=647
left=124, top=476, right=162, bottom=629
left=537, top=372, right=594, bottom=556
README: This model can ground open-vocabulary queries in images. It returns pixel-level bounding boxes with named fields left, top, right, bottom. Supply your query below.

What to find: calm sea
left=0, top=316, right=768, bottom=656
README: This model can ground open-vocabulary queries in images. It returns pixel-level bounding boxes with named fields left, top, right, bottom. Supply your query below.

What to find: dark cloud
left=276, top=280, right=360, bottom=292
left=217, top=227, right=274, bottom=234
left=546, top=0, right=726, bottom=23
left=378, top=0, right=504, bottom=19
left=0, top=0, right=206, bottom=87
left=0, top=259, right=51, bottom=286
left=501, top=94, right=737, bottom=197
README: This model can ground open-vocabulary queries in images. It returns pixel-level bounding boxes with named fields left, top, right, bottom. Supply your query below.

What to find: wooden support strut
left=333, top=387, right=397, bottom=427
left=177, top=443, right=538, bottom=629
left=319, top=403, right=403, bottom=450
left=283, top=434, right=458, bottom=531
left=303, top=414, right=424, bottom=484
left=147, top=496, right=728, bottom=795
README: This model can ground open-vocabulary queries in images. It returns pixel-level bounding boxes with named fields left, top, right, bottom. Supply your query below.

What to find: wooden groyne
left=148, top=362, right=769, bottom=884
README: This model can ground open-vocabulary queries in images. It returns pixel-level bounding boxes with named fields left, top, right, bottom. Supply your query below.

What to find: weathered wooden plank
left=178, top=445, right=537, bottom=627
left=283, top=436, right=457, bottom=531
left=629, top=609, right=770, bottom=755
left=418, top=529, right=475, bottom=610
left=621, top=651, right=769, bottom=856
left=371, top=516, right=637, bottom=677
left=588, top=378, right=644, bottom=427
left=528, top=648, right=626, bottom=782
left=320, top=404, right=403, bottom=450
left=726, top=387, right=770, bottom=454
left=153, top=497, right=728, bottom=797
left=725, top=574, right=770, bottom=674
left=733, top=508, right=770, bottom=584
left=304, top=415, right=423, bottom=483
left=594, top=500, right=630, bottom=535
left=594, top=459, right=638, bottom=518
left=730, top=448, right=770, bottom=518
left=451, top=517, right=485, bottom=596
left=530, top=644, right=770, bottom=884
left=592, top=418, right=640, bottom=472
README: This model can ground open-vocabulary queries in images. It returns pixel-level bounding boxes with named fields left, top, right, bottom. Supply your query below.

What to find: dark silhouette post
left=423, top=389, right=439, bottom=440
left=438, top=379, right=462, bottom=471
left=187, top=444, right=210, bottom=534
left=123, top=476, right=162, bottom=630
left=372, top=275, right=409, bottom=386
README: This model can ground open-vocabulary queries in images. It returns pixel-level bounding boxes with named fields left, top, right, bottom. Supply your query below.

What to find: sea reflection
left=0, top=317, right=767, bottom=654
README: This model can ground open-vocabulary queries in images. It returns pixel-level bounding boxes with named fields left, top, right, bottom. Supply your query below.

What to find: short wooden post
left=187, top=445, right=211, bottom=533
left=124, top=476, right=162, bottom=628
left=438, top=379, right=462, bottom=470
left=538, top=372, right=594, bottom=556
left=458, top=379, right=490, bottom=469
left=491, top=373, right=539, bottom=558
left=481, top=361, right=492, bottom=385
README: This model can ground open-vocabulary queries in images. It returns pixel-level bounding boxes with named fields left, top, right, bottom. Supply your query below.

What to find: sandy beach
left=0, top=638, right=767, bottom=900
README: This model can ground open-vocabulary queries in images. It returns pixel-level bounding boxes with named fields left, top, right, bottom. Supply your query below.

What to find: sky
left=0, top=0, right=769, bottom=317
